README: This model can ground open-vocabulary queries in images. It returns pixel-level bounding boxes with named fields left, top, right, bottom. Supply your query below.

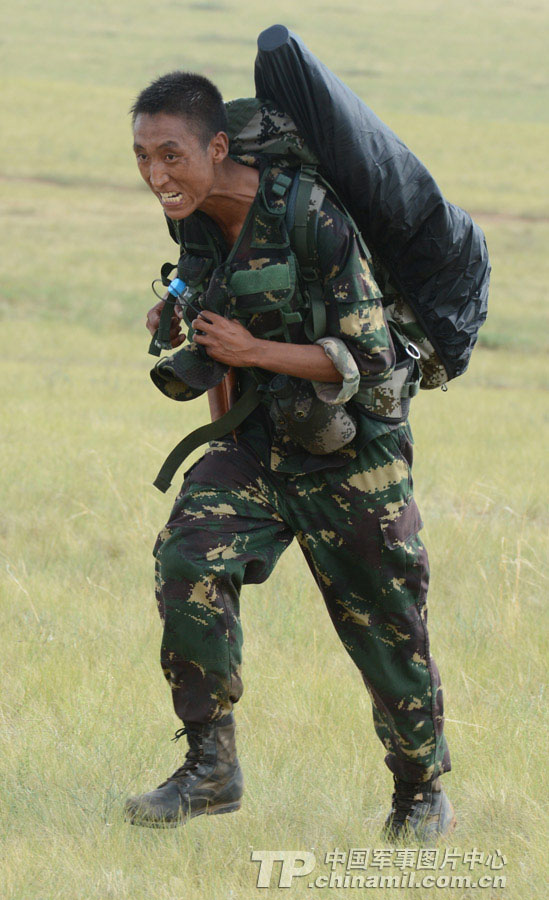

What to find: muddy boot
left=124, top=714, right=243, bottom=828
left=382, top=776, right=456, bottom=843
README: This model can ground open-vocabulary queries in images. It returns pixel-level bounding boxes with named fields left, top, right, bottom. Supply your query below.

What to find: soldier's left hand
left=191, top=311, right=258, bottom=367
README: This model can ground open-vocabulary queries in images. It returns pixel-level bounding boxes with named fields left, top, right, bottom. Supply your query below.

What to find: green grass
left=1, top=0, right=548, bottom=898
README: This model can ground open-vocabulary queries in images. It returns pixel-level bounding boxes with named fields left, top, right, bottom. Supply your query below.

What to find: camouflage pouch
left=150, top=342, right=228, bottom=400
left=266, top=374, right=357, bottom=455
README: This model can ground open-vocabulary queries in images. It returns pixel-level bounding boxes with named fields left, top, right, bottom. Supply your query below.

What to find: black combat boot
left=382, top=776, right=456, bottom=843
left=124, top=714, right=243, bottom=827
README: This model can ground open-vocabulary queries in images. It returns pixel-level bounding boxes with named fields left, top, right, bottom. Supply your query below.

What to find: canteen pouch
left=267, top=374, right=357, bottom=455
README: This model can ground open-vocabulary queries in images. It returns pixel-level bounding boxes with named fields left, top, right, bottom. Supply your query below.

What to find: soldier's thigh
left=154, top=440, right=293, bottom=585
left=289, top=427, right=428, bottom=613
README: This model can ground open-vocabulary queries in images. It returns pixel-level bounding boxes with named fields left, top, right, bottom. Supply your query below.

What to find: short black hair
left=130, top=71, right=228, bottom=148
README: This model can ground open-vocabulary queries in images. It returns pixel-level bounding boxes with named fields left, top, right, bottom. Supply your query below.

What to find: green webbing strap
left=149, top=262, right=178, bottom=357
left=153, top=386, right=262, bottom=493
left=289, top=166, right=327, bottom=343
left=291, top=166, right=317, bottom=271
left=149, top=296, right=176, bottom=356
left=304, top=282, right=326, bottom=342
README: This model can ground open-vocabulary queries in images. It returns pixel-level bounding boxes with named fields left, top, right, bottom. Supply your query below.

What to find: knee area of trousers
left=156, top=533, right=240, bottom=589
left=155, top=540, right=207, bottom=585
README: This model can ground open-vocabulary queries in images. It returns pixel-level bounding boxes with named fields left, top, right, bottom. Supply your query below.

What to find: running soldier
left=124, top=71, right=455, bottom=841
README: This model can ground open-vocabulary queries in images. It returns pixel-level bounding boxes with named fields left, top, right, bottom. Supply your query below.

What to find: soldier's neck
left=199, top=158, right=259, bottom=248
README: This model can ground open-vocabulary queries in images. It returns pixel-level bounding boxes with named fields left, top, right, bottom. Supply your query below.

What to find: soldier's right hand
left=146, top=297, right=186, bottom=349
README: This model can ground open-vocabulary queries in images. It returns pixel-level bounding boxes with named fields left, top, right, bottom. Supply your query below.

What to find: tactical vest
left=166, top=160, right=324, bottom=351
left=150, top=159, right=420, bottom=492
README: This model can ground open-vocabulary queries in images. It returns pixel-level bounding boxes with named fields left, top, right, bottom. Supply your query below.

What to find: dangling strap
left=153, top=385, right=261, bottom=493
left=149, top=262, right=178, bottom=357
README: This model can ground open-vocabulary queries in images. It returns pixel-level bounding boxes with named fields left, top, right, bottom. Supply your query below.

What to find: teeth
left=160, top=192, right=183, bottom=202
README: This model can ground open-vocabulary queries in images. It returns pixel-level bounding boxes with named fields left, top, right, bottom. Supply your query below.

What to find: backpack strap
left=287, top=165, right=326, bottom=342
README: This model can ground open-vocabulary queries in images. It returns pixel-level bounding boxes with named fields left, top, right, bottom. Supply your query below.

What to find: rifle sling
left=153, top=385, right=261, bottom=493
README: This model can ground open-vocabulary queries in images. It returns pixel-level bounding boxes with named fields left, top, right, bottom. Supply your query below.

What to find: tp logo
left=251, top=850, right=317, bottom=888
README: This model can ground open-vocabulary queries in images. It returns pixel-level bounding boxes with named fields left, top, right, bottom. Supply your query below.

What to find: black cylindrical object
left=254, top=25, right=490, bottom=380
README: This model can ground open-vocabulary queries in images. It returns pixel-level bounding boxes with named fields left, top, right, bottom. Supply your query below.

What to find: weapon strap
left=153, top=385, right=261, bottom=493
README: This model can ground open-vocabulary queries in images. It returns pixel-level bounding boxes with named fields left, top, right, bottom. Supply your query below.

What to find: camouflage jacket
left=151, top=158, right=403, bottom=475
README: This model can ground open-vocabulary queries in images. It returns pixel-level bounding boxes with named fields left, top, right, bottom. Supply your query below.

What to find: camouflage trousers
left=153, top=425, right=451, bottom=783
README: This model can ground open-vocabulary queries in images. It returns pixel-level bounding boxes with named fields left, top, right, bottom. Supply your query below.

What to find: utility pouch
left=150, top=342, right=228, bottom=398
left=353, top=355, right=420, bottom=423
left=266, top=374, right=357, bottom=455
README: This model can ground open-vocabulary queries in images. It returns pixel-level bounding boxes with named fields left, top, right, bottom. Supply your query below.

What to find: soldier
left=125, top=70, right=455, bottom=841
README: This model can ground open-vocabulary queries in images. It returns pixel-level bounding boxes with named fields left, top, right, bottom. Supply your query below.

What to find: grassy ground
left=1, top=1, right=548, bottom=898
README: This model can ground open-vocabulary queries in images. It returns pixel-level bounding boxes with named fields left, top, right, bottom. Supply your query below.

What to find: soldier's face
left=133, top=112, right=226, bottom=219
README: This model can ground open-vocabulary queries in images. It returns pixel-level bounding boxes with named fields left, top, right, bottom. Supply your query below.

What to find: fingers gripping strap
left=153, top=386, right=262, bottom=492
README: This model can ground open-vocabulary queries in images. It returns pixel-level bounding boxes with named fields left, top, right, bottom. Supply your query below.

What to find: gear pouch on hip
left=267, top=375, right=357, bottom=455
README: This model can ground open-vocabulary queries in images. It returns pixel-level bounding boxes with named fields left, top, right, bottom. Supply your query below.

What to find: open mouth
left=159, top=192, right=184, bottom=205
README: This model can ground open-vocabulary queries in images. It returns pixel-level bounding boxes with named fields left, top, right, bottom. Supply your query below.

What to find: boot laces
left=390, top=780, right=430, bottom=828
left=158, top=726, right=204, bottom=786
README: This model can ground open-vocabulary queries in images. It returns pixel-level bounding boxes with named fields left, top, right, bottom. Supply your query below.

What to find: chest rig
left=169, top=164, right=304, bottom=345
left=151, top=163, right=331, bottom=492
left=162, top=161, right=327, bottom=359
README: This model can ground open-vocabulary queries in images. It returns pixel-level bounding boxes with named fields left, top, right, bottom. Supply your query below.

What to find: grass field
left=1, top=1, right=548, bottom=898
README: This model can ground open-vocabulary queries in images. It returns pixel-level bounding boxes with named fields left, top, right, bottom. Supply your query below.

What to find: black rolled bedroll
left=254, top=25, right=490, bottom=382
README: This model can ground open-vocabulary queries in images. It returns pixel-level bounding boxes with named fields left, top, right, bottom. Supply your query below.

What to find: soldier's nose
left=150, top=164, right=169, bottom=189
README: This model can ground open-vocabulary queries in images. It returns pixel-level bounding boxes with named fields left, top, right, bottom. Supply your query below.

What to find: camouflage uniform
left=151, top=159, right=451, bottom=783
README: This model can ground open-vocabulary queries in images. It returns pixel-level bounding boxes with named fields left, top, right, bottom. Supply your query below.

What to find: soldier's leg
left=288, top=424, right=451, bottom=784
left=125, top=440, right=295, bottom=827
left=154, top=440, right=293, bottom=724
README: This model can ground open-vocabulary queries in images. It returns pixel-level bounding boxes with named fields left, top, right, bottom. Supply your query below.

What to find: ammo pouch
left=265, top=374, right=357, bottom=454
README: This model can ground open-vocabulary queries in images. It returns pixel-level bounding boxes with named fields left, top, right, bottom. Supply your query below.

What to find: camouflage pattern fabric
left=226, top=97, right=319, bottom=167
left=154, top=425, right=451, bottom=784
left=151, top=340, right=228, bottom=400
left=227, top=99, right=448, bottom=392
left=312, top=336, right=360, bottom=404
left=371, top=252, right=449, bottom=390
left=157, top=160, right=400, bottom=475
left=355, top=358, right=418, bottom=422
left=266, top=374, right=358, bottom=455
left=385, top=291, right=448, bottom=389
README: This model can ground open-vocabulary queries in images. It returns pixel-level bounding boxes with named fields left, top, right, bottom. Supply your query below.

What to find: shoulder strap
left=286, top=165, right=326, bottom=342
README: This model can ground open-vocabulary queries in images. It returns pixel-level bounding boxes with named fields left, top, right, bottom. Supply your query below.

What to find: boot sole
left=126, top=799, right=242, bottom=829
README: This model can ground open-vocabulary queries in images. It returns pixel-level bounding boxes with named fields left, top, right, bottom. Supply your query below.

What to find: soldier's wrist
left=245, top=337, right=268, bottom=368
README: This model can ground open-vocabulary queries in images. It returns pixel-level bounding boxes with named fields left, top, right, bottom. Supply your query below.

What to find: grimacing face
left=133, top=112, right=227, bottom=219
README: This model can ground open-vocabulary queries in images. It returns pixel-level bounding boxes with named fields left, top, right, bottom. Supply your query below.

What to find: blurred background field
left=1, top=1, right=548, bottom=898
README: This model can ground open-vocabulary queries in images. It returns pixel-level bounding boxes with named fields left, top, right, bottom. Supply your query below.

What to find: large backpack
left=247, top=24, right=490, bottom=389
left=150, top=37, right=491, bottom=492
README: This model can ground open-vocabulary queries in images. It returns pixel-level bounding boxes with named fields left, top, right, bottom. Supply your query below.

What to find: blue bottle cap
left=168, top=277, right=187, bottom=298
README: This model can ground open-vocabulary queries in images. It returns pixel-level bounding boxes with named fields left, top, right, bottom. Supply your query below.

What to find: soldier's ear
left=210, top=131, right=229, bottom=164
